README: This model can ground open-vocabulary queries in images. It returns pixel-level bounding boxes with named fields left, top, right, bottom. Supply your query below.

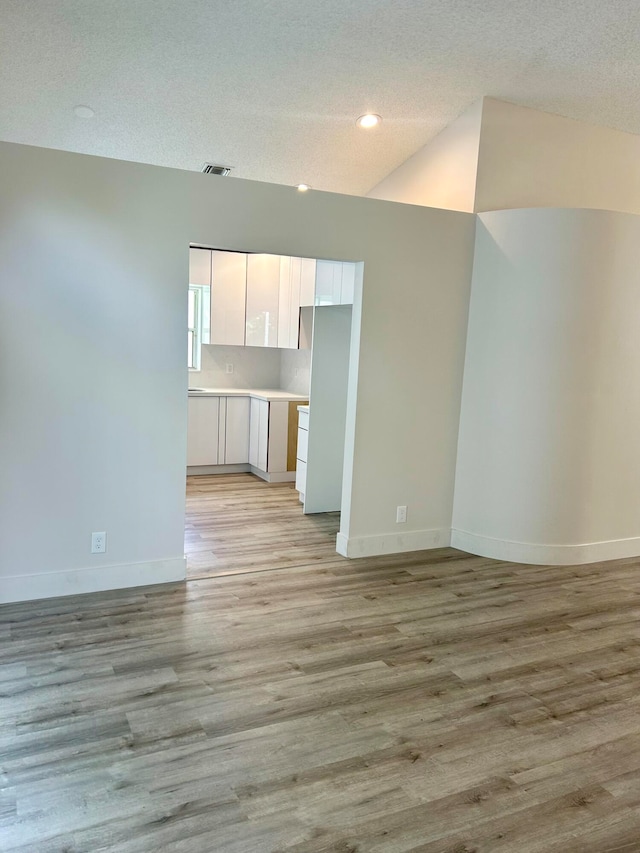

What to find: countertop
left=188, top=387, right=309, bottom=403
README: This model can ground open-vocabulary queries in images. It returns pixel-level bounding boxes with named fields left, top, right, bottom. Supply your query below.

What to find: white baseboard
left=0, top=557, right=186, bottom=605
left=336, top=528, right=451, bottom=559
left=187, top=464, right=251, bottom=475
left=450, top=529, right=640, bottom=566
left=249, top=466, right=296, bottom=483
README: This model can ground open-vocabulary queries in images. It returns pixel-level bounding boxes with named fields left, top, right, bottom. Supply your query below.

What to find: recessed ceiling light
left=296, top=183, right=311, bottom=192
left=74, top=105, right=95, bottom=119
left=356, top=113, right=382, bottom=129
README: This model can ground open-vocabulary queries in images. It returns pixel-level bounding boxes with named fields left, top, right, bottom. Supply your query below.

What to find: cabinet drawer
left=295, top=460, right=307, bottom=494
left=298, top=410, right=309, bottom=431
left=296, top=426, right=308, bottom=463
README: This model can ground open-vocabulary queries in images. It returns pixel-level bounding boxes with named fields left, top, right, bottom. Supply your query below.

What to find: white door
left=210, top=251, right=247, bottom=345
left=187, top=396, right=220, bottom=466
left=224, top=397, right=250, bottom=463
left=246, top=254, right=280, bottom=347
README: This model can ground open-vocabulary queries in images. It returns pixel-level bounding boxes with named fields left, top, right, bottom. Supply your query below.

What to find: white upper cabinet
left=278, top=256, right=307, bottom=349
left=190, top=249, right=353, bottom=347
left=277, top=256, right=294, bottom=349
left=246, top=254, right=280, bottom=347
left=315, top=260, right=356, bottom=306
left=189, top=247, right=211, bottom=286
left=340, top=262, right=356, bottom=304
left=315, top=260, right=342, bottom=306
left=299, top=258, right=316, bottom=307
left=210, top=250, right=247, bottom=346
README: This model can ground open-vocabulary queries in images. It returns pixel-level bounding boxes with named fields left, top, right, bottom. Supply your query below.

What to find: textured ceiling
left=2, top=0, right=640, bottom=195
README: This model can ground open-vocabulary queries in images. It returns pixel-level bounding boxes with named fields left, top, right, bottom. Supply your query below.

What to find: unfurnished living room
left=6, top=2, right=640, bottom=851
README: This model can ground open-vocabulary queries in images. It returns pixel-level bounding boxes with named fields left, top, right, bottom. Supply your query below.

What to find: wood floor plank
left=4, top=473, right=640, bottom=850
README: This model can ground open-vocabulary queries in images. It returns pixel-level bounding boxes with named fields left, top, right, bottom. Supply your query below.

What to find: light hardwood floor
left=4, top=474, right=640, bottom=850
left=185, top=474, right=343, bottom=578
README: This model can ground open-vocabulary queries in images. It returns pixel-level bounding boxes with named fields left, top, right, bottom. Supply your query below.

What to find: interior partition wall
left=452, top=207, right=640, bottom=565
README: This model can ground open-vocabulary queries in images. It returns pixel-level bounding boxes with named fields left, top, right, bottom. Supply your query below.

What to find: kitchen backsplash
left=280, top=348, right=311, bottom=395
left=195, top=345, right=311, bottom=394
left=196, top=345, right=281, bottom=389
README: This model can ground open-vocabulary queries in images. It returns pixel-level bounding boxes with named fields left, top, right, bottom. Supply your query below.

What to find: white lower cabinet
left=295, top=407, right=309, bottom=501
left=221, top=396, right=250, bottom=464
left=187, top=397, right=220, bottom=466
left=249, top=397, right=269, bottom=471
left=189, top=394, right=296, bottom=477
left=248, top=399, right=291, bottom=474
left=295, top=460, right=307, bottom=496
left=188, top=395, right=250, bottom=466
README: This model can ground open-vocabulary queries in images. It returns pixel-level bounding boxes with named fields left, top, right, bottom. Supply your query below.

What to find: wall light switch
left=396, top=506, right=407, bottom=524
left=225, top=363, right=233, bottom=374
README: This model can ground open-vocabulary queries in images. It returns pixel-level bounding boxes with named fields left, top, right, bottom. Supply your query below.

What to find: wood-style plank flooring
left=4, top=474, right=640, bottom=850
left=185, top=474, right=343, bottom=578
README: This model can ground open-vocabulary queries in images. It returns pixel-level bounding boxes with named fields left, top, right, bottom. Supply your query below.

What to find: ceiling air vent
left=201, top=163, right=232, bottom=176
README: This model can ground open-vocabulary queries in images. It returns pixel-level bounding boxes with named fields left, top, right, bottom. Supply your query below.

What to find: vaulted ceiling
left=2, top=0, right=640, bottom=195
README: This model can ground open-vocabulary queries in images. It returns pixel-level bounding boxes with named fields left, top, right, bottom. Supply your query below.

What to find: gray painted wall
left=0, top=140, right=476, bottom=601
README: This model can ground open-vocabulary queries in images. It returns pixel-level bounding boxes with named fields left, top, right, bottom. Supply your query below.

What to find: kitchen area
left=187, top=247, right=356, bottom=535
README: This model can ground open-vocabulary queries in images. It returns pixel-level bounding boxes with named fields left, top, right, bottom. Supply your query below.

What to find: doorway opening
left=183, top=246, right=361, bottom=579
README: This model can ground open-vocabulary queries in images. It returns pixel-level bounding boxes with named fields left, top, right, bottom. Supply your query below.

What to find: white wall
left=476, top=98, right=640, bottom=214
left=339, top=207, right=475, bottom=557
left=367, top=100, right=483, bottom=212
left=0, top=141, right=476, bottom=602
left=453, top=208, right=640, bottom=565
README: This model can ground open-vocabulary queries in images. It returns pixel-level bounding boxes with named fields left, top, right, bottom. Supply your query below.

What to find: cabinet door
left=249, top=397, right=260, bottom=467
left=288, top=257, right=302, bottom=348
left=299, top=258, right=316, bottom=307
left=246, top=254, right=280, bottom=347
left=315, top=260, right=342, bottom=306
left=278, top=257, right=303, bottom=349
left=189, top=248, right=211, bottom=286
left=277, top=256, right=293, bottom=349
left=187, top=397, right=219, bottom=466
left=266, top=400, right=288, bottom=472
left=340, top=262, right=356, bottom=305
left=210, top=251, right=247, bottom=346
left=257, top=400, right=269, bottom=471
left=224, top=397, right=250, bottom=464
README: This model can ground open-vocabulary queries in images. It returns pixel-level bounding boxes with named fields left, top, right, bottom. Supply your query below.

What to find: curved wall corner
left=452, top=208, right=640, bottom=565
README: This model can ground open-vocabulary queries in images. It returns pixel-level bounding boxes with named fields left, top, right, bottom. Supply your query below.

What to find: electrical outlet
left=396, top=505, right=407, bottom=524
left=225, top=363, right=233, bottom=374
left=91, top=532, right=107, bottom=554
